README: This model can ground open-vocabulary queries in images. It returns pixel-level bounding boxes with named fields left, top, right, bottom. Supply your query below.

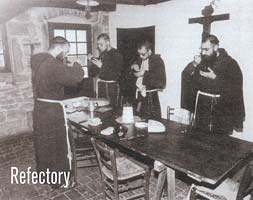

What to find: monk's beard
left=198, top=52, right=217, bottom=72
left=201, top=52, right=217, bottom=63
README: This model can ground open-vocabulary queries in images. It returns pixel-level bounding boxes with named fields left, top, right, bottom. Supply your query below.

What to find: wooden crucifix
left=181, top=5, right=230, bottom=113
left=189, top=5, right=230, bottom=41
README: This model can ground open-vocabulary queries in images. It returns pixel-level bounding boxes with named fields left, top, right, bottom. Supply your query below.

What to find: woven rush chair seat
left=102, top=157, right=146, bottom=181
left=91, top=137, right=150, bottom=200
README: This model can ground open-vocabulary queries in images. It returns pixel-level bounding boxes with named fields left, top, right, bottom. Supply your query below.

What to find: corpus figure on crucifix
left=189, top=4, right=229, bottom=41
left=181, top=5, right=245, bottom=134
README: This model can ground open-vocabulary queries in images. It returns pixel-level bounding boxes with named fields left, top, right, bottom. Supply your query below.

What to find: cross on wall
left=189, top=5, right=230, bottom=41
left=23, top=41, right=41, bottom=55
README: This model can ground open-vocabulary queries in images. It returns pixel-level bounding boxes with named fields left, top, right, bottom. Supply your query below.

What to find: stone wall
left=0, top=7, right=109, bottom=138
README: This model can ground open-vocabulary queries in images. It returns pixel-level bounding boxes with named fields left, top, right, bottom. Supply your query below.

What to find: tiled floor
left=0, top=132, right=191, bottom=200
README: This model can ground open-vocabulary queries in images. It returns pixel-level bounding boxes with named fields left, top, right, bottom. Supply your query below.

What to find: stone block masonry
left=0, top=7, right=109, bottom=138
left=0, top=82, right=33, bottom=137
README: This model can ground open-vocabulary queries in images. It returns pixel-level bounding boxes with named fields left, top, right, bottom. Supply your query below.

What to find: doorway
left=117, top=26, right=155, bottom=104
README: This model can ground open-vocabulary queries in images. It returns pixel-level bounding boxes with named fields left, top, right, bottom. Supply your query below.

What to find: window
left=48, top=23, right=92, bottom=71
left=0, top=24, right=10, bottom=72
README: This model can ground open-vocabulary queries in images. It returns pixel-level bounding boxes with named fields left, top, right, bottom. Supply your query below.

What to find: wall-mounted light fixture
left=76, top=0, right=99, bottom=19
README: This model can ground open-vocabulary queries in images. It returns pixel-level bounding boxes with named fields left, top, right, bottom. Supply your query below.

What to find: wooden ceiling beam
left=0, top=0, right=171, bottom=22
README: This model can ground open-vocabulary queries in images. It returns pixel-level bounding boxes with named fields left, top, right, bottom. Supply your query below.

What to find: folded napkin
left=100, top=127, right=114, bottom=136
left=148, top=120, right=166, bottom=133
left=95, top=106, right=113, bottom=113
left=88, top=117, right=102, bottom=126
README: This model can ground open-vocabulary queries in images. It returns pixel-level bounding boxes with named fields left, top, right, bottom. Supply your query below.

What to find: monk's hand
left=200, top=67, right=217, bottom=79
left=72, top=58, right=82, bottom=66
left=87, top=54, right=93, bottom=61
left=131, top=64, right=140, bottom=72
left=91, top=58, right=102, bottom=68
left=134, top=70, right=145, bottom=77
left=193, top=55, right=201, bottom=67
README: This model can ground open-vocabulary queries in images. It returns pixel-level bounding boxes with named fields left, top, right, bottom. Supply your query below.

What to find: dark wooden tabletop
left=68, top=110, right=253, bottom=186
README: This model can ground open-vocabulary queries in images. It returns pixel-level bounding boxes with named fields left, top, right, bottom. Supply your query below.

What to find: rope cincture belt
left=37, top=98, right=73, bottom=171
left=135, top=88, right=163, bottom=99
left=95, top=78, right=120, bottom=105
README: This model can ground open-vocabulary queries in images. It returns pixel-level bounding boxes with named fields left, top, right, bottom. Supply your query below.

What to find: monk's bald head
left=49, top=36, right=70, bottom=60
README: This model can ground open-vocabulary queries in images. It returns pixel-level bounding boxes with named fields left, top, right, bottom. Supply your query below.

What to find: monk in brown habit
left=88, top=33, right=123, bottom=109
left=31, top=36, right=85, bottom=188
left=132, top=39, right=166, bottom=120
left=181, top=34, right=245, bottom=134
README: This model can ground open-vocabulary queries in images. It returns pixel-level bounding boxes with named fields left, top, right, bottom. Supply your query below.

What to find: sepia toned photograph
left=0, top=0, right=253, bottom=199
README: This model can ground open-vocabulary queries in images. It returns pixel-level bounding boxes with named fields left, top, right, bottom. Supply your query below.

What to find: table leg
left=167, top=167, right=175, bottom=200
left=154, top=169, right=167, bottom=200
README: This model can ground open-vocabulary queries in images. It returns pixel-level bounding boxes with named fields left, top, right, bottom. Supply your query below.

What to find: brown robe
left=31, top=53, right=84, bottom=187
left=135, top=54, right=166, bottom=120
left=181, top=62, right=198, bottom=113
left=88, top=48, right=123, bottom=109
left=181, top=48, right=245, bottom=134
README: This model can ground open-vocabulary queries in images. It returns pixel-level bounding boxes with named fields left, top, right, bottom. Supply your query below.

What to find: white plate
left=115, top=116, right=141, bottom=124
left=148, top=120, right=166, bottom=133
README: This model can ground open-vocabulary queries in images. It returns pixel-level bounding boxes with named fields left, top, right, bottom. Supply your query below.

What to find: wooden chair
left=186, top=160, right=253, bottom=200
left=91, top=137, right=151, bottom=200
left=68, top=121, right=98, bottom=182
left=167, top=106, right=193, bottom=125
